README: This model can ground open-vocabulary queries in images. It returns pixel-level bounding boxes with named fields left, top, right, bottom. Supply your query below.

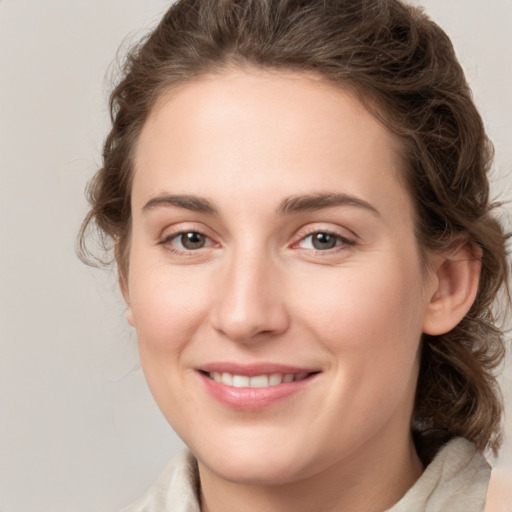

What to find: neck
left=198, top=432, right=423, bottom=512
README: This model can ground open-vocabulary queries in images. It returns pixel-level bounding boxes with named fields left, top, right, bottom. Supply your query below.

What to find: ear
left=423, top=241, right=482, bottom=336
left=118, top=270, right=135, bottom=327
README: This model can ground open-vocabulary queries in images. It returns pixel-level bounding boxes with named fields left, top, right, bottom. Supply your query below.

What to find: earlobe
left=423, top=242, right=482, bottom=336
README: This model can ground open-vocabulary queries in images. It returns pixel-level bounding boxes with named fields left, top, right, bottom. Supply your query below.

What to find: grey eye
left=310, top=232, right=339, bottom=250
left=178, top=232, right=207, bottom=250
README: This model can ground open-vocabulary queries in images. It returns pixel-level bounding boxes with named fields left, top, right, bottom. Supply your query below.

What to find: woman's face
left=126, top=69, right=437, bottom=485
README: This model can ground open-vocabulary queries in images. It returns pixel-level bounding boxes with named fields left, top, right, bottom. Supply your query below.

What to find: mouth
left=197, top=364, right=320, bottom=410
left=203, top=371, right=313, bottom=388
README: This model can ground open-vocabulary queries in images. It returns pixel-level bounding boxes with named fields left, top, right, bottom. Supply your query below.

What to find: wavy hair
left=79, top=0, right=510, bottom=454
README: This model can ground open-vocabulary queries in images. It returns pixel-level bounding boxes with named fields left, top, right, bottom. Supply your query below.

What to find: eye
left=297, top=231, right=354, bottom=251
left=165, top=231, right=211, bottom=251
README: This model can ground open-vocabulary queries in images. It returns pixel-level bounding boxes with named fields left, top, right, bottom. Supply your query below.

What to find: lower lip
left=199, top=373, right=316, bottom=411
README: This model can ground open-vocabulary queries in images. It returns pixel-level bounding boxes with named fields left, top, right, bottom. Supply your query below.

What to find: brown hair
left=79, top=0, right=510, bottom=454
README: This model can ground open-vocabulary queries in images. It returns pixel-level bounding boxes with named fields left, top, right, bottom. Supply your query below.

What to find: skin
left=124, top=69, right=479, bottom=512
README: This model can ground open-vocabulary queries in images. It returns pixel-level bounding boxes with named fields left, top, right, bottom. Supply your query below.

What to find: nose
left=210, top=249, right=290, bottom=344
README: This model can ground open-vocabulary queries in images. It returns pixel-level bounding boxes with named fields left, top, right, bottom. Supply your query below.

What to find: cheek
left=126, top=260, right=213, bottom=421
left=292, top=257, right=426, bottom=382
left=127, top=254, right=212, bottom=357
left=271, top=260, right=426, bottom=461
left=300, top=264, right=422, bottom=334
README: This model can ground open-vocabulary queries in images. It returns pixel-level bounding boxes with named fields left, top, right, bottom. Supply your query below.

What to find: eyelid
left=158, top=223, right=220, bottom=253
left=167, top=231, right=214, bottom=248
left=294, top=223, right=356, bottom=242
left=291, top=225, right=357, bottom=252
left=157, top=222, right=356, bottom=254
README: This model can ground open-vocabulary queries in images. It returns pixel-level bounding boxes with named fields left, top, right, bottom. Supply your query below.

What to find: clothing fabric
left=121, top=437, right=490, bottom=512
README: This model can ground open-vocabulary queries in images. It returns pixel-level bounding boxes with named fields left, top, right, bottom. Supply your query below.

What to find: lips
left=197, top=363, right=319, bottom=410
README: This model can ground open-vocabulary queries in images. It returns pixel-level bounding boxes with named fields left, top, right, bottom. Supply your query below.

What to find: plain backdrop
left=0, top=1, right=510, bottom=511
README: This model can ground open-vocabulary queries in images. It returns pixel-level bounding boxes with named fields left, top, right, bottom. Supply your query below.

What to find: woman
left=80, top=0, right=510, bottom=510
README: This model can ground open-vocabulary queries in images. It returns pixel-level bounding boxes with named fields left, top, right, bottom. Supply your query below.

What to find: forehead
left=139, top=68, right=399, bottom=162
left=132, top=68, right=412, bottom=222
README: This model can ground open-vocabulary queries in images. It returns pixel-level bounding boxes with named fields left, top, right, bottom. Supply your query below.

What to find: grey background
left=0, top=1, right=510, bottom=511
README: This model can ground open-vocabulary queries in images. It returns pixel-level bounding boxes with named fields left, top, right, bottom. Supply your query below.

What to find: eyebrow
left=141, top=192, right=380, bottom=217
left=277, top=193, right=381, bottom=217
left=142, top=194, right=218, bottom=215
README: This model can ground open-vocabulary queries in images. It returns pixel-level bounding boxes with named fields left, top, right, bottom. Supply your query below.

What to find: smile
left=198, top=364, right=319, bottom=411
left=207, top=371, right=311, bottom=388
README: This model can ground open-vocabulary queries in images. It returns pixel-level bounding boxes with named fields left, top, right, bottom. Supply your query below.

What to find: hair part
left=79, top=0, right=510, bottom=454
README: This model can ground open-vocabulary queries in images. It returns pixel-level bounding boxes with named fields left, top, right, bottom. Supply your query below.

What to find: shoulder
left=121, top=450, right=201, bottom=512
left=389, top=437, right=491, bottom=512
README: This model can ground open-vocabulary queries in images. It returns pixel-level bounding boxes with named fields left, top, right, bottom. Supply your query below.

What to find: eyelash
left=158, top=230, right=216, bottom=255
left=159, top=227, right=355, bottom=256
left=293, top=229, right=356, bottom=253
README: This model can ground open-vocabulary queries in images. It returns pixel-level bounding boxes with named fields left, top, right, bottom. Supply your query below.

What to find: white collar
left=123, top=437, right=490, bottom=512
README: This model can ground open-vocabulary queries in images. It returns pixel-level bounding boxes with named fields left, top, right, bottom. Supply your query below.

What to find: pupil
left=182, top=232, right=205, bottom=250
left=312, top=233, right=336, bottom=250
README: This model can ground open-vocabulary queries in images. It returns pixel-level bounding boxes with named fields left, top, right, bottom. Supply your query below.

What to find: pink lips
left=197, top=362, right=319, bottom=411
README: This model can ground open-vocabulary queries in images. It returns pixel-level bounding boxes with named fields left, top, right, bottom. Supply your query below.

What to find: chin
left=190, top=431, right=316, bottom=485
left=203, top=451, right=308, bottom=485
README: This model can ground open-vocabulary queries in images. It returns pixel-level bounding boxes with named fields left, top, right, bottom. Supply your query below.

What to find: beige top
left=122, top=437, right=490, bottom=512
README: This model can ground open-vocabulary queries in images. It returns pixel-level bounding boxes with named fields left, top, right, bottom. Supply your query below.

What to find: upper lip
left=198, top=362, right=320, bottom=376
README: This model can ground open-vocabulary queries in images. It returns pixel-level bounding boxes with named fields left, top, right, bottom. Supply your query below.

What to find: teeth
left=232, top=375, right=250, bottom=388
left=209, top=372, right=310, bottom=388
left=269, top=373, right=283, bottom=386
left=221, top=372, right=233, bottom=386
